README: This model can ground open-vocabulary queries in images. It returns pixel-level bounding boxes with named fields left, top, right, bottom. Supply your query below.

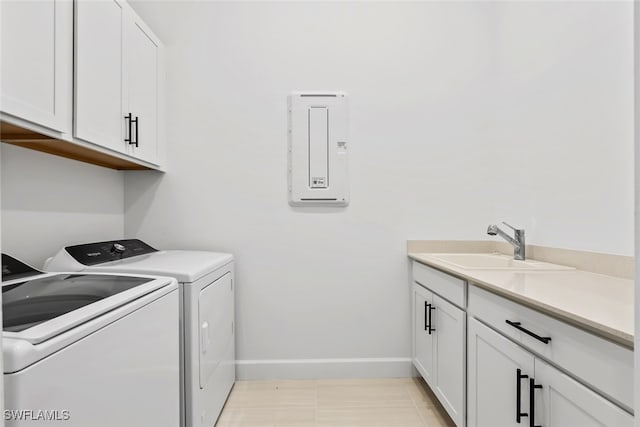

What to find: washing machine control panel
left=65, top=239, right=158, bottom=265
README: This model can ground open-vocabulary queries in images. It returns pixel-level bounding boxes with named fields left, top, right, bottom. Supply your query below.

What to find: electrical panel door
left=288, top=92, right=349, bottom=206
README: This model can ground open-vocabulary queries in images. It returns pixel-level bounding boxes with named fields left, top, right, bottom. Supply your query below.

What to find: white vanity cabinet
left=467, top=285, right=633, bottom=427
left=75, top=0, right=162, bottom=165
left=412, top=262, right=465, bottom=427
left=411, top=258, right=633, bottom=427
left=467, top=317, right=534, bottom=427
left=1, top=0, right=73, bottom=134
left=534, top=359, right=633, bottom=427
left=468, top=318, right=633, bottom=427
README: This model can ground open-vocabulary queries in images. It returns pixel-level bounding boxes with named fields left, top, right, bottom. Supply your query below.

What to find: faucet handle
left=502, top=221, right=523, bottom=232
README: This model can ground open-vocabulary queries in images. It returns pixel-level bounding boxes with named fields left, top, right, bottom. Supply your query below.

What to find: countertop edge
left=408, top=253, right=634, bottom=349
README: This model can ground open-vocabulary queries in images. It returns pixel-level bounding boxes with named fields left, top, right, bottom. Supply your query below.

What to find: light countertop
left=409, top=252, right=634, bottom=348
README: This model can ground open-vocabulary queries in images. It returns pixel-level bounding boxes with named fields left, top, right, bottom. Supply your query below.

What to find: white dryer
left=45, top=239, right=235, bottom=427
left=2, top=253, right=180, bottom=427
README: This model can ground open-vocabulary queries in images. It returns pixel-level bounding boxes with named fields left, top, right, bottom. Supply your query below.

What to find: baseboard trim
left=236, top=357, right=413, bottom=380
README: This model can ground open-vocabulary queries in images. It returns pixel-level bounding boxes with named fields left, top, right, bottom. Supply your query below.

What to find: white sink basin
left=425, top=253, right=574, bottom=271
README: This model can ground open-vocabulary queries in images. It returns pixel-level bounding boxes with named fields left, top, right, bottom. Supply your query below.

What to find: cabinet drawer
left=412, top=261, right=465, bottom=308
left=468, top=285, right=633, bottom=411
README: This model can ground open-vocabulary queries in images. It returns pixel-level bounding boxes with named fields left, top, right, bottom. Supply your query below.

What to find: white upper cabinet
left=1, top=0, right=163, bottom=170
left=74, top=0, right=125, bottom=153
left=74, top=0, right=163, bottom=166
left=124, top=15, right=160, bottom=165
left=1, top=0, right=73, bottom=133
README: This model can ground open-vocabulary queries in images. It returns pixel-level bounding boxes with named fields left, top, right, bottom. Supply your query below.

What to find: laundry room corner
left=0, top=144, right=126, bottom=267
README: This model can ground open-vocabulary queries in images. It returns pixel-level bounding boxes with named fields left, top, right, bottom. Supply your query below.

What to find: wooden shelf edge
left=0, top=120, right=154, bottom=171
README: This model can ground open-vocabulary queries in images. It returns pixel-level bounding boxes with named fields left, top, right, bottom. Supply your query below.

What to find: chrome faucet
left=487, top=222, right=526, bottom=260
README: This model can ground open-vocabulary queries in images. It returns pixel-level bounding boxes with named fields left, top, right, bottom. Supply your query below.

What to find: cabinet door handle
left=424, top=301, right=429, bottom=331
left=529, top=378, right=542, bottom=427
left=124, top=113, right=133, bottom=144
left=131, top=115, right=139, bottom=148
left=516, top=369, right=529, bottom=423
left=427, top=304, right=436, bottom=334
left=506, top=320, right=551, bottom=344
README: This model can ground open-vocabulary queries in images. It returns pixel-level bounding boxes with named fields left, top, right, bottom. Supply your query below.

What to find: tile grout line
left=314, top=380, right=319, bottom=427
left=406, top=379, right=430, bottom=427
left=218, top=378, right=449, bottom=426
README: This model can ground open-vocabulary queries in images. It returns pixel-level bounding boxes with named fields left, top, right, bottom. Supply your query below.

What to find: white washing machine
left=45, top=239, right=235, bottom=427
left=2, top=253, right=180, bottom=427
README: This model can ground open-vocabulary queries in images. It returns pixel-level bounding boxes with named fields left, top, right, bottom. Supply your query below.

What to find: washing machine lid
left=2, top=272, right=167, bottom=344
left=72, top=251, right=232, bottom=283
left=2, top=254, right=43, bottom=282
left=46, top=240, right=233, bottom=283
left=93, top=251, right=233, bottom=282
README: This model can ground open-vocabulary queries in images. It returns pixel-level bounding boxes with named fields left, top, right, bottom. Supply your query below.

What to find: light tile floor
left=215, top=378, right=456, bottom=427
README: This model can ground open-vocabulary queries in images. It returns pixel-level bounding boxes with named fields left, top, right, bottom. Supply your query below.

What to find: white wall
left=487, top=1, right=634, bottom=254
left=633, top=0, right=639, bottom=422
left=126, top=1, right=634, bottom=378
left=1, top=144, right=125, bottom=268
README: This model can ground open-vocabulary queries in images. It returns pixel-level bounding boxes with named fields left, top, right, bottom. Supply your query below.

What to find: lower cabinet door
left=467, top=317, right=534, bottom=427
left=413, top=283, right=434, bottom=384
left=432, top=294, right=465, bottom=427
left=534, top=359, right=633, bottom=427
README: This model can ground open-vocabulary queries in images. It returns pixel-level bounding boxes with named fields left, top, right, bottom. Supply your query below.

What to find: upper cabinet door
left=1, top=0, right=73, bottom=133
left=124, top=15, right=159, bottom=164
left=74, top=0, right=125, bottom=153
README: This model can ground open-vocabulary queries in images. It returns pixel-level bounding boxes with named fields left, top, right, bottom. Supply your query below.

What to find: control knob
left=111, top=243, right=126, bottom=254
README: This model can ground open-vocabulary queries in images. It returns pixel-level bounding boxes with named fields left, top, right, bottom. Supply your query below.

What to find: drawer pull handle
left=516, top=369, right=529, bottom=423
left=427, top=304, right=436, bottom=335
left=506, top=320, right=551, bottom=344
left=529, top=378, right=542, bottom=427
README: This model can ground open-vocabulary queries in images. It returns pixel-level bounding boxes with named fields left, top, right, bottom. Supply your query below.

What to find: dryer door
left=198, top=272, right=233, bottom=388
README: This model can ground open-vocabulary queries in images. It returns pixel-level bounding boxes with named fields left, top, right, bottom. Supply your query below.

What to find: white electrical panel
left=288, top=92, right=349, bottom=206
